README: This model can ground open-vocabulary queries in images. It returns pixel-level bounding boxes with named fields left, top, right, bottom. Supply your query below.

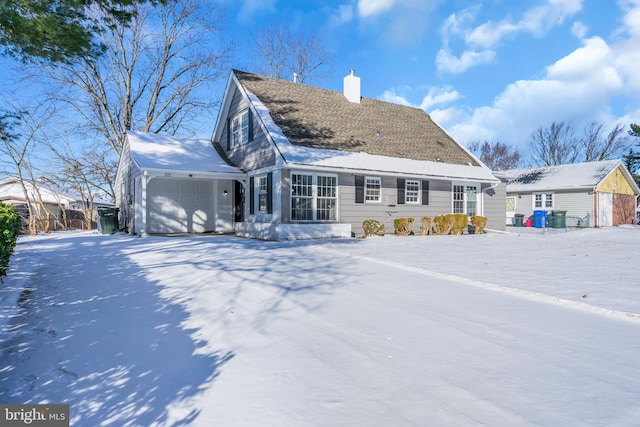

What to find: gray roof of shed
left=233, top=70, right=479, bottom=167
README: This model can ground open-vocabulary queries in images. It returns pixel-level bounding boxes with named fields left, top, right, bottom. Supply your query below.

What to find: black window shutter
left=397, top=178, right=405, bottom=205
left=249, top=177, right=255, bottom=215
left=422, top=180, right=429, bottom=205
left=355, top=175, right=364, bottom=203
left=226, top=118, right=231, bottom=150
left=248, top=109, right=254, bottom=141
left=266, top=172, right=273, bottom=214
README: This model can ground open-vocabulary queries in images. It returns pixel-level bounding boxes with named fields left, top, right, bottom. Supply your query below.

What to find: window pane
left=316, top=175, right=337, bottom=220
left=291, top=197, right=313, bottom=220
left=453, top=184, right=464, bottom=213
left=241, top=111, right=249, bottom=143
left=466, top=186, right=477, bottom=217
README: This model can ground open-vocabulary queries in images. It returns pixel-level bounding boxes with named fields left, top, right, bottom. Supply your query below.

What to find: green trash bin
left=551, top=210, right=567, bottom=228
left=513, top=214, right=525, bottom=227
left=98, top=207, right=119, bottom=234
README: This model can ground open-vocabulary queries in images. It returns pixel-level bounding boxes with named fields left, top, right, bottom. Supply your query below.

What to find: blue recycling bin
left=533, top=210, right=548, bottom=228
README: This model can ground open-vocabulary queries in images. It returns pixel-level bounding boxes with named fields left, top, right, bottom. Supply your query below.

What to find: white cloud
left=357, top=0, right=397, bottom=18
left=435, top=48, right=496, bottom=74
left=353, top=0, right=438, bottom=45
left=380, top=85, right=462, bottom=111
left=235, top=0, right=276, bottom=21
left=466, top=20, right=518, bottom=49
left=437, top=0, right=584, bottom=74
left=518, top=0, right=583, bottom=36
left=329, top=4, right=354, bottom=26
left=445, top=31, right=635, bottom=148
left=571, top=21, right=588, bottom=39
left=429, top=107, right=465, bottom=128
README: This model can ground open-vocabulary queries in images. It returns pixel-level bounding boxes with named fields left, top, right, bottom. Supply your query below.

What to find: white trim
left=290, top=171, right=339, bottom=222
left=452, top=182, right=481, bottom=216
left=532, top=191, right=554, bottom=210
left=365, top=176, right=382, bottom=203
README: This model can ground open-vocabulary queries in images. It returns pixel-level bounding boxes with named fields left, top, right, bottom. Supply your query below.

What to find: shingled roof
left=233, top=70, right=479, bottom=167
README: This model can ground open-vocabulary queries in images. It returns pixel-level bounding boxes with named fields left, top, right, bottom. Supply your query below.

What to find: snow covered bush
left=432, top=214, right=454, bottom=235
left=471, top=215, right=488, bottom=234
left=393, top=217, right=414, bottom=236
left=362, top=219, right=385, bottom=237
left=0, top=202, right=22, bottom=280
left=451, top=214, right=468, bottom=235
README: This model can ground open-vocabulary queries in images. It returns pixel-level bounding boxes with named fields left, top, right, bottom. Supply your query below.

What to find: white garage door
left=147, top=178, right=214, bottom=233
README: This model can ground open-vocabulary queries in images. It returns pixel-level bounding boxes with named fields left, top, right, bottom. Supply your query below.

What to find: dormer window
left=231, top=110, right=250, bottom=147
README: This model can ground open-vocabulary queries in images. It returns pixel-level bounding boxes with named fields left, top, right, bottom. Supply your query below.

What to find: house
left=116, top=69, right=504, bottom=240
left=0, top=177, right=77, bottom=230
left=497, top=160, right=640, bottom=227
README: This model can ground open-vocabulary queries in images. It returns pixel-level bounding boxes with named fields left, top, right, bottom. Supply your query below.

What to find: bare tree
left=467, top=140, right=521, bottom=171
left=48, top=136, right=117, bottom=229
left=579, top=121, right=628, bottom=162
left=529, top=121, right=580, bottom=166
left=0, top=105, right=62, bottom=234
left=30, top=0, right=230, bottom=157
left=254, top=23, right=331, bottom=84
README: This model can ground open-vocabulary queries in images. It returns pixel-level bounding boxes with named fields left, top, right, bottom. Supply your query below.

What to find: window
left=365, top=177, right=381, bottom=202
left=291, top=173, right=313, bottom=220
left=258, top=177, right=268, bottom=211
left=453, top=183, right=479, bottom=216
left=249, top=173, right=271, bottom=215
left=231, top=110, right=250, bottom=147
left=291, top=172, right=337, bottom=221
left=534, top=192, right=553, bottom=209
left=406, top=180, right=420, bottom=204
left=317, top=175, right=337, bottom=220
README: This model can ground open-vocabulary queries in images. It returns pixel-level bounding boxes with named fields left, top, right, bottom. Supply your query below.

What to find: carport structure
left=115, top=131, right=246, bottom=235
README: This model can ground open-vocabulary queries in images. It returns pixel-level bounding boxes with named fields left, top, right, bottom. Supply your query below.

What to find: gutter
left=283, top=162, right=500, bottom=183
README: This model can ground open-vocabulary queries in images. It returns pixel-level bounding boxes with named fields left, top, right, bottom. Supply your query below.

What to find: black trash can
left=98, top=207, right=119, bottom=234
left=513, top=214, right=525, bottom=227
left=551, top=210, right=567, bottom=228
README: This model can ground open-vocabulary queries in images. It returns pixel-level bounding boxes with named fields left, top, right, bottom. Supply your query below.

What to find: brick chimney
left=343, top=69, right=361, bottom=103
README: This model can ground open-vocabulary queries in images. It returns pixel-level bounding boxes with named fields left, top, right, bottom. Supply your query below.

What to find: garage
left=147, top=178, right=216, bottom=234
left=115, top=131, right=245, bottom=236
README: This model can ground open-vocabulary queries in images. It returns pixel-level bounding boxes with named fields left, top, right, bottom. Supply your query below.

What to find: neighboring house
left=497, top=160, right=640, bottom=227
left=0, top=177, right=76, bottom=230
left=116, top=69, right=504, bottom=240
left=114, top=132, right=245, bottom=234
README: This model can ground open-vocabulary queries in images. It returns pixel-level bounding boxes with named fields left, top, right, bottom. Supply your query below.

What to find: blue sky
left=222, top=0, right=640, bottom=151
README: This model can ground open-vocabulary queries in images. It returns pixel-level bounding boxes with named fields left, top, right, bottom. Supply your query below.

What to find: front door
left=234, top=180, right=244, bottom=222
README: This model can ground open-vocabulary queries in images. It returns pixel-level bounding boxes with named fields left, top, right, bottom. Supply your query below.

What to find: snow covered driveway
left=1, top=227, right=640, bottom=426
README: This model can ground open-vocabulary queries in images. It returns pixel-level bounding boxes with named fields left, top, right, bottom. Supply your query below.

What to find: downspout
left=593, top=187, right=598, bottom=227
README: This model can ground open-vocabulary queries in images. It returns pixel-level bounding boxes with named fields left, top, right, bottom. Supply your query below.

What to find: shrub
left=432, top=214, right=454, bottom=235
left=0, top=203, right=22, bottom=280
left=393, top=217, right=414, bottom=236
left=471, top=215, right=488, bottom=234
left=362, top=219, right=385, bottom=237
left=420, top=216, right=432, bottom=236
left=451, top=213, right=468, bottom=235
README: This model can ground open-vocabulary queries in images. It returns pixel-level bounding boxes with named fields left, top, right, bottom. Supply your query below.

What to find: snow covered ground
left=1, top=226, right=640, bottom=426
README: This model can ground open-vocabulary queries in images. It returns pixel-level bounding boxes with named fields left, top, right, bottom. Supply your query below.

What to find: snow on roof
left=0, top=177, right=76, bottom=205
left=127, top=131, right=243, bottom=175
left=248, top=92, right=498, bottom=182
left=499, top=160, right=625, bottom=192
